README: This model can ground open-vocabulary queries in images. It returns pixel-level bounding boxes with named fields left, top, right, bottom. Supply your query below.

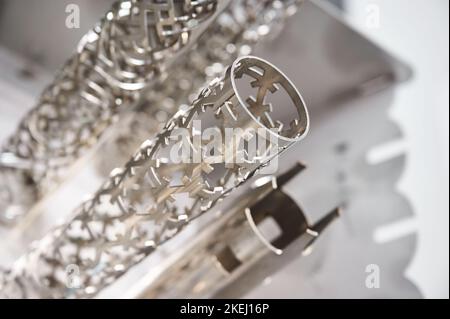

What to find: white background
left=345, top=0, right=449, bottom=298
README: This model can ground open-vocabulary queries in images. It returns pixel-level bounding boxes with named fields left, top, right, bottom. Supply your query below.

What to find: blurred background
left=0, top=0, right=448, bottom=298
left=344, top=1, right=449, bottom=298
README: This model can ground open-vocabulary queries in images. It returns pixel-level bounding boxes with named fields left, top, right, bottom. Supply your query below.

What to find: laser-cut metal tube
left=95, top=0, right=303, bottom=176
left=0, top=56, right=308, bottom=298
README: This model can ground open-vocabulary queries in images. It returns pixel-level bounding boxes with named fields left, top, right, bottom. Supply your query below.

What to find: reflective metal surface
left=0, top=0, right=433, bottom=299
left=0, top=0, right=221, bottom=224
left=136, top=163, right=339, bottom=298
left=0, top=55, right=308, bottom=298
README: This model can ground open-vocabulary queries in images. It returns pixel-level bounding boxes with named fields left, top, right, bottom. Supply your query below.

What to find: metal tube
left=0, top=0, right=220, bottom=224
left=0, top=55, right=308, bottom=298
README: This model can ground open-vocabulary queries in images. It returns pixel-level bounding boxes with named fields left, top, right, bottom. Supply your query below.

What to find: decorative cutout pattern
left=0, top=56, right=308, bottom=298
left=96, top=0, right=302, bottom=175
left=0, top=0, right=218, bottom=223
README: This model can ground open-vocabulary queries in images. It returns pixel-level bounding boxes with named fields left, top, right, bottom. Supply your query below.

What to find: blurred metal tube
left=0, top=0, right=221, bottom=225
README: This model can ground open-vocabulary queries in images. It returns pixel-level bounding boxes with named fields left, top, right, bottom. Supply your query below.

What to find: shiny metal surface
left=106, top=0, right=420, bottom=299
left=95, top=0, right=303, bottom=176
left=0, top=56, right=308, bottom=298
left=136, top=163, right=339, bottom=299
left=0, top=0, right=221, bottom=224
left=0, top=0, right=431, bottom=299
